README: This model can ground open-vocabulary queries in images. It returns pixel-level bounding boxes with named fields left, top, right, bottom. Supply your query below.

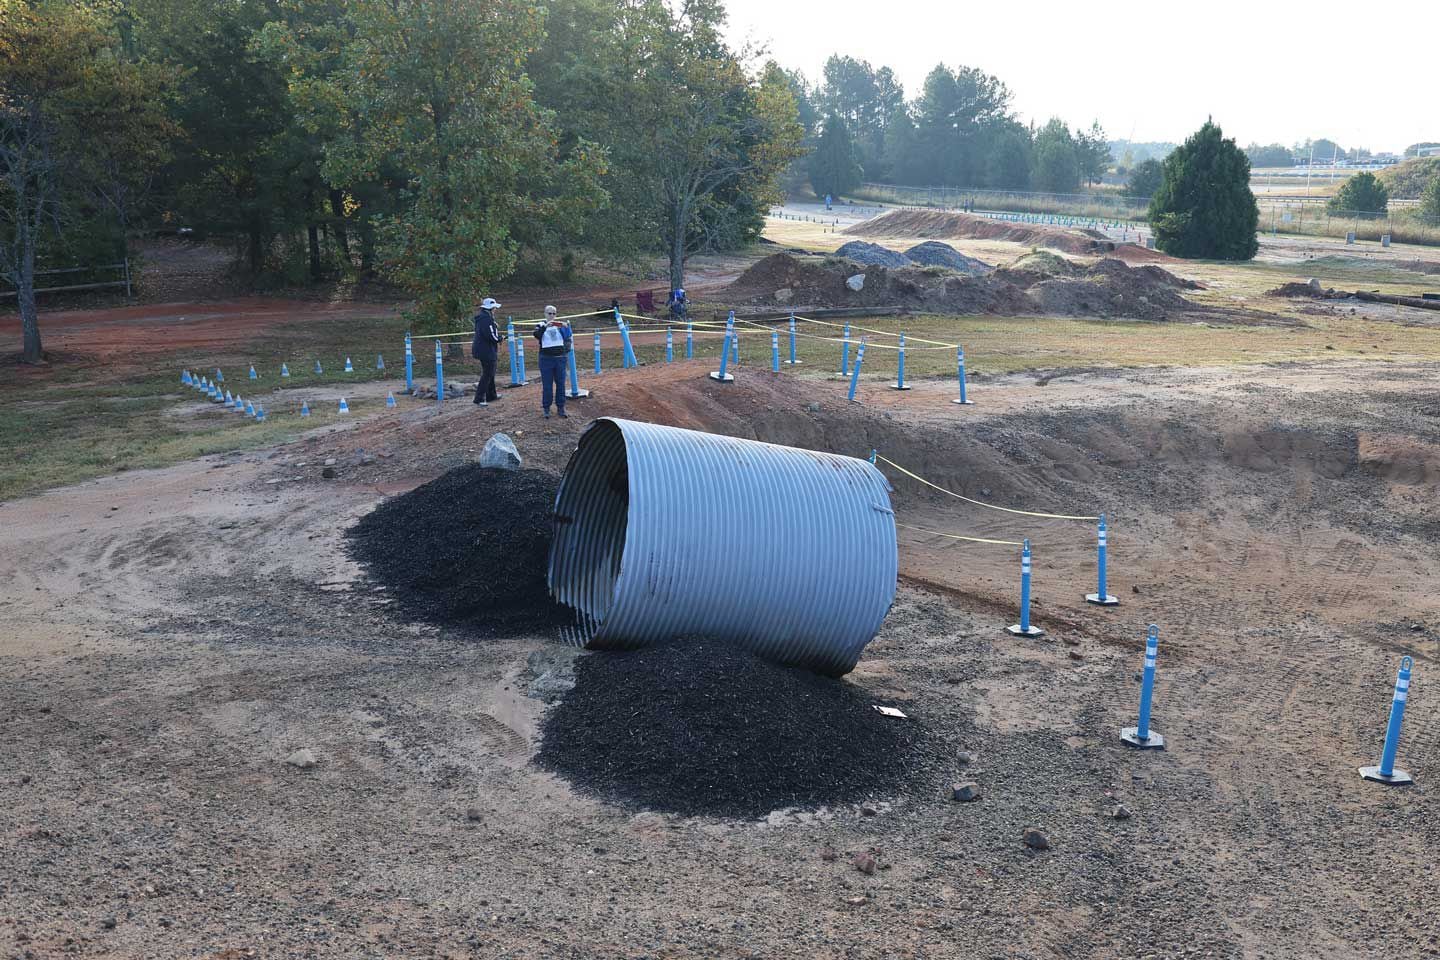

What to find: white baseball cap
left=481, top=297, right=501, bottom=310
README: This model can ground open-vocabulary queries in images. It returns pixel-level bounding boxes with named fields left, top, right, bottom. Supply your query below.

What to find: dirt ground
left=4, top=354, right=1440, bottom=959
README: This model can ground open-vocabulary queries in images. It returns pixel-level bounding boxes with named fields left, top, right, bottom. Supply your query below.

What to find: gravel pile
left=536, top=639, right=934, bottom=818
left=903, top=241, right=993, bottom=275
left=834, top=240, right=912, bottom=268
left=346, top=465, right=571, bottom=636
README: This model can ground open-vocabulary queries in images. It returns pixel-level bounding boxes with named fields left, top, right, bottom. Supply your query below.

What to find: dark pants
left=539, top=353, right=567, bottom=412
left=474, top=351, right=498, bottom=402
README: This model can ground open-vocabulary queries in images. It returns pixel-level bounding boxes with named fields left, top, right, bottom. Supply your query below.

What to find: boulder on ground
left=479, top=433, right=521, bottom=471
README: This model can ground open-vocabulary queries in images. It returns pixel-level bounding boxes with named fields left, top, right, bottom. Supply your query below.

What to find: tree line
left=788, top=55, right=1110, bottom=199
left=2, top=0, right=804, bottom=361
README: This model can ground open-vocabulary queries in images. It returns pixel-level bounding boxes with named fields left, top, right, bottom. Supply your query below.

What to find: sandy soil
left=4, top=357, right=1439, bottom=958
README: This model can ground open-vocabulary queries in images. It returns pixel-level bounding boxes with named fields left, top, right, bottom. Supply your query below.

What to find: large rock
left=479, top=433, right=521, bottom=471
left=845, top=274, right=866, bottom=292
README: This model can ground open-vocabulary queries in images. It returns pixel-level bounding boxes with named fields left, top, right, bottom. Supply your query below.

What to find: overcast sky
left=721, top=0, right=1436, bottom=154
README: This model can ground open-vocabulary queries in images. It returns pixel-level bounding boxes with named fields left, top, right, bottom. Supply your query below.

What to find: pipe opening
left=549, top=420, right=630, bottom=645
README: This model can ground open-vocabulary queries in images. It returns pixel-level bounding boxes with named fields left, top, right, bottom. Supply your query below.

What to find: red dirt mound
left=845, top=209, right=1116, bottom=256
left=724, top=252, right=1209, bottom=321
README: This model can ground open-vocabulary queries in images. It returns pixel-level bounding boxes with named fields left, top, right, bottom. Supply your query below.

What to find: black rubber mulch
left=346, top=465, right=571, bottom=636
left=536, top=639, right=935, bottom=818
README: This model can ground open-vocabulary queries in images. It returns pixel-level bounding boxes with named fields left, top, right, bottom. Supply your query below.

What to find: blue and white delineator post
left=514, top=326, right=530, bottom=385
left=386, top=391, right=397, bottom=408
left=249, top=364, right=257, bottom=380
left=314, top=359, right=323, bottom=374
left=567, top=343, right=589, bottom=399
left=337, top=397, right=349, bottom=414
left=1360, top=656, right=1416, bottom=785
left=344, top=356, right=354, bottom=373
left=685, top=322, right=694, bottom=360
left=182, top=369, right=192, bottom=385
left=376, top=354, right=384, bottom=371
left=1006, top=539, right=1044, bottom=637
left=215, top=368, right=224, bottom=383
left=1121, top=625, right=1165, bottom=749
left=617, top=308, right=638, bottom=368
left=506, top=319, right=520, bottom=386
left=953, top=344, right=974, bottom=405
left=846, top=339, right=866, bottom=403
left=724, top=312, right=736, bottom=366
left=300, top=400, right=310, bottom=417
left=784, top=311, right=801, bottom=365
left=666, top=327, right=674, bottom=364
left=771, top=329, right=780, bottom=372
left=709, top=330, right=736, bottom=382
left=593, top=331, right=603, bottom=375
left=281, top=362, right=290, bottom=378
left=434, top=339, right=444, bottom=404
left=404, top=333, right=413, bottom=393
left=1085, top=514, right=1120, bottom=606
left=838, top=323, right=852, bottom=376
left=891, top=332, right=911, bottom=390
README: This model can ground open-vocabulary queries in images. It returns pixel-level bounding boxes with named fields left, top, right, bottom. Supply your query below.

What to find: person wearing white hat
left=471, top=297, right=503, bottom=405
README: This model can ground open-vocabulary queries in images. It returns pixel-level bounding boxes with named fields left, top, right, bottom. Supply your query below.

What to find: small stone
left=980, top=488, right=991, bottom=496
left=101, top=917, right=117, bottom=930
left=806, top=402, right=821, bottom=412
left=321, top=466, right=336, bottom=480
left=820, top=847, right=838, bottom=862
left=1131, top=585, right=1140, bottom=594
left=1022, top=827, right=1050, bottom=851
left=324, top=458, right=337, bottom=466
left=1411, top=623, right=1425, bottom=632
left=956, top=751, right=973, bottom=765
left=843, top=896, right=868, bottom=906
left=852, top=851, right=877, bottom=875
left=284, top=748, right=318, bottom=770
left=466, top=807, right=483, bottom=822
left=774, top=287, right=793, bottom=303
left=1111, top=804, right=1132, bottom=820
left=479, top=433, right=522, bottom=471
left=859, top=804, right=878, bottom=817
left=951, top=782, right=982, bottom=803
left=1068, top=651, right=1084, bottom=661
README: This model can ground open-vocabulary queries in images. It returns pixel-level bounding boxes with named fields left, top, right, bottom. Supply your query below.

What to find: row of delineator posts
left=401, top=310, right=978, bottom=407
left=993, top=521, right=1418, bottom=782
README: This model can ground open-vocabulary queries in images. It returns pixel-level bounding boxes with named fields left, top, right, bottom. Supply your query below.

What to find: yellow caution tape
left=876, top=453, right=1099, bottom=521
left=894, top=521, right=1023, bottom=546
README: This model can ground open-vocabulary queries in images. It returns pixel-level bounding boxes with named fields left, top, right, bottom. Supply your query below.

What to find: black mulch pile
left=536, top=639, right=937, bottom=818
left=346, top=465, right=571, bottom=636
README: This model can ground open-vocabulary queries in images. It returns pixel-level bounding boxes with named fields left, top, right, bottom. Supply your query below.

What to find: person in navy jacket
left=532, top=305, right=573, bottom=419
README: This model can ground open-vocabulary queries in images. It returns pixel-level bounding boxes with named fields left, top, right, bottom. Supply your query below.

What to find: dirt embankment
left=845, top=208, right=1117, bottom=256
left=725, top=251, right=1208, bottom=321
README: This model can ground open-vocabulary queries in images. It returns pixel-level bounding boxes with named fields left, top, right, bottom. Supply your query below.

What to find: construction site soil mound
left=845, top=208, right=1116, bottom=256
left=903, top=241, right=994, bottom=275
left=347, top=465, right=570, bottom=636
left=725, top=252, right=1204, bottom=320
left=834, top=240, right=911, bottom=268
left=536, top=639, right=936, bottom=818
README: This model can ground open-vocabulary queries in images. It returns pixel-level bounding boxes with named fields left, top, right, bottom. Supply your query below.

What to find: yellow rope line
left=895, top=521, right=1023, bottom=546
left=791, top=314, right=955, bottom=348
left=875, top=453, right=1099, bottom=521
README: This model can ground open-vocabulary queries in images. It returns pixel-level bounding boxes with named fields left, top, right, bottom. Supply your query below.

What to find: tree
left=0, top=1, right=175, bottom=363
left=1076, top=121, right=1110, bottom=187
left=1032, top=118, right=1079, bottom=193
left=1327, top=172, right=1389, bottom=215
left=316, top=0, right=604, bottom=331
left=1421, top=176, right=1440, bottom=221
left=1125, top=158, right=1164, bottom=198
left=1245, top=142, right=1293, bottom=167
left=910, top=63, right=1012, bottom=187
left=809, top=115, right=862, bottom=199
left=1148, top=119, right=1258, bottom=260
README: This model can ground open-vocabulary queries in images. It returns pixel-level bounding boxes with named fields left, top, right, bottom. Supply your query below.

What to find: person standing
left=532, top=304, right=572, bottom=419
left=472, top=297, right=503, bottom=405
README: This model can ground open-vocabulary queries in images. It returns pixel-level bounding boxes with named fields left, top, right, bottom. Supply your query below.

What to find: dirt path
left=3, top=360, right=1438, bottom=958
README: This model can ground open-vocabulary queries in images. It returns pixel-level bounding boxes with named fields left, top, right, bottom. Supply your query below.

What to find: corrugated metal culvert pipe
left=547, top=418, right=898, bottom=676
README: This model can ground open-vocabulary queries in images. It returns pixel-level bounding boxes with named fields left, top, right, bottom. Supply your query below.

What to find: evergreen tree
left=1148, top=119, right=1258, bottom=260
left=1327, top=172, right=1389, bottom=215
left=1126, top=158, right=1164, bottom=198
left=808, top=116, right=862, bottom=199
left=1422, top=176, right=1440, bottom=221
left=1032, top=118, right=1079, bottom=192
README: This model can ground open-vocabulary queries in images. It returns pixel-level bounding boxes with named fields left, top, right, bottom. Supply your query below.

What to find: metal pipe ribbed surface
left=547, top=418, right=897, bottom=676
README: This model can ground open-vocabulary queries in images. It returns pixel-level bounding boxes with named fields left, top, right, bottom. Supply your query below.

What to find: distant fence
left=0, top=261, right=132, bottom=299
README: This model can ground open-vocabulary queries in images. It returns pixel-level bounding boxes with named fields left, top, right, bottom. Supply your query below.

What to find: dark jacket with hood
left=472, top=308, right=502, bottom=359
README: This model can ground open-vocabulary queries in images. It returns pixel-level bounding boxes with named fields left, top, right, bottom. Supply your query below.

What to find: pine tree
left=1148, top=119, right=1258, bottom=260
left=1327, top=172, right=1389, bottom=215
left=808, top=116, right=862, bottom=199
